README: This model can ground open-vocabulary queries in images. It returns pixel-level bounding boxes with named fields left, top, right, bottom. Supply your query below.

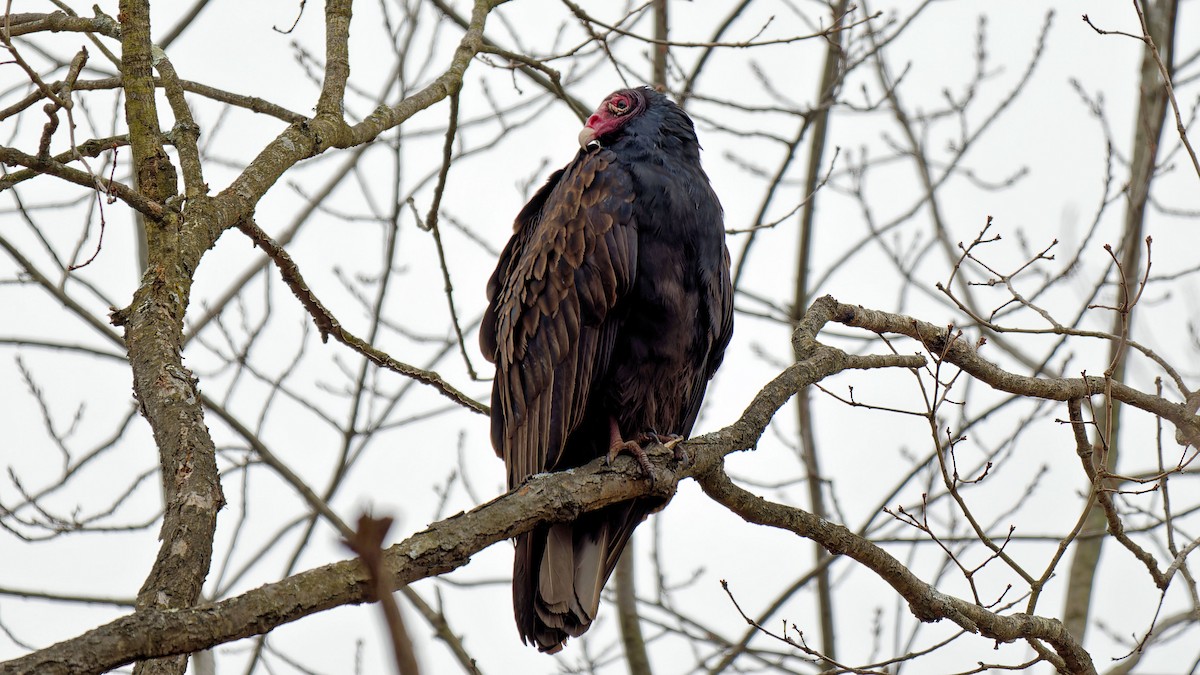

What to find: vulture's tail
left=513, top=500, right=653, bottom=653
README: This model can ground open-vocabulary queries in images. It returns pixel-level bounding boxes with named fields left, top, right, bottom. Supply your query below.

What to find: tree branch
left=1, top=294, right=922, bottom=674
left=114, top=3, right=217, bottom=675
left=696, top=467, right=1096, bottom=674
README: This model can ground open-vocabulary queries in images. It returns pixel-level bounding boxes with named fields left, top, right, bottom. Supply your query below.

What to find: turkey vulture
left=481, top=87, right=733, bottom=653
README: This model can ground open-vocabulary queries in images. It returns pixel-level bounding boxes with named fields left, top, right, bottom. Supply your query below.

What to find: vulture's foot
left=607, top=419, right=655, bottom=478
left=636, top=432, right=688, bottom=464
left=607, top=439, right=654, bottom=477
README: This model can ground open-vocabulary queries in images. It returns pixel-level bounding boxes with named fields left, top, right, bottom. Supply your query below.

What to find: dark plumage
left=480, top=87, right=733, bottom=653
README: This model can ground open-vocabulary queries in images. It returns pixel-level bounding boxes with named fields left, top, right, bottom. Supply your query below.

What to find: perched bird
left=481, top=87, right=733, bottom=653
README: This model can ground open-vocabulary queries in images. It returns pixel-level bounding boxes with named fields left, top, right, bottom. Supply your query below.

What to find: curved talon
left=660, top=435, right=690, bottom=465
left=634, top=431, right=681, bottom=446
left=635, top=431, right=688, bottom=464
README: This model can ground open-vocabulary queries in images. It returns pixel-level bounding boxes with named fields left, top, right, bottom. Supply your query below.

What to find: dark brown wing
left=482, top=149, right=637, bottom=488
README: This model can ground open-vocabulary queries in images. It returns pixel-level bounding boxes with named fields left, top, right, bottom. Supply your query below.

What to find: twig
left=562, top=0, right=879, bottom=49
left=235, top=218, right=487, bottom=414
left=421, top=92, right=481, bottom=381
left=1083, top=8, right=1200, bottom=181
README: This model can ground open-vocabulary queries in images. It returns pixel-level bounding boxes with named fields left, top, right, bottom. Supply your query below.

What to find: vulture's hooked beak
left=578, top=126, right=600, bottom=151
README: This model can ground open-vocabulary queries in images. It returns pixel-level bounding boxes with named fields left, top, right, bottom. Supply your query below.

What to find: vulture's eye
left=608, top=97, right=630, bottom=115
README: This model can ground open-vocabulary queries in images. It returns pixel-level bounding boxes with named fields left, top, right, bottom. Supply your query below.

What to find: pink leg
left=607, top=418, right=654, bottom=476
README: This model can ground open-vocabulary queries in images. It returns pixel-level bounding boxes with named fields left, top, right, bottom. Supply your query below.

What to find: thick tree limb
left=695, top=468, right=1096, bottom=674
left=0, top=446, right=678, bottom=675
left=112, top=3, right=219, bottom=675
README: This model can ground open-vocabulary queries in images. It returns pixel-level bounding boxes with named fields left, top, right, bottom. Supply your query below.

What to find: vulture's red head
left=576, top=87, right=700, bottom=161
left=578, top=88, right=651, bottom=149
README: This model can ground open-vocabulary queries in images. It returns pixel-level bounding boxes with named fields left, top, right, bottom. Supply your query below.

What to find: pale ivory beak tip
left=578, top=126, right=597, bottom=150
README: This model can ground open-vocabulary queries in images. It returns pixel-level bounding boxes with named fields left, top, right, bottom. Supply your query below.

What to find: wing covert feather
left=483, top=150, right=636, bottom=487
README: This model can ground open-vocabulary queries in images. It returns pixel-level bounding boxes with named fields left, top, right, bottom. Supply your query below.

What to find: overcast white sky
left=2, top=1, right=1199, bottom=673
